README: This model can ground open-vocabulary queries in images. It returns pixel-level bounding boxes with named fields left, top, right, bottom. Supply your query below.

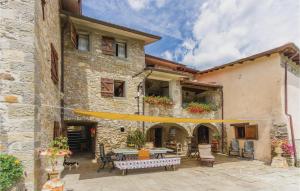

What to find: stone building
left=1, top=0, right=62, bottom=189
left=0, top=0, right=299, bottom=190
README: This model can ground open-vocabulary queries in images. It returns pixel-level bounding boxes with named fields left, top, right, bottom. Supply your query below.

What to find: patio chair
left=97, top=143, right=115, bottom=172
left=176, top=143, right=183, bottom=155
left=228, top=139, right=240, bottom=157
left=242, top=140, right=254, bottom=160
left=187, top=143, right=199, bottom=158
left=198, top=144, right=215, bottom=167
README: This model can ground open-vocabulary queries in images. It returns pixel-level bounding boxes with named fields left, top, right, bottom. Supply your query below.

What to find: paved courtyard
left=62, top=155, right=300, bottom=191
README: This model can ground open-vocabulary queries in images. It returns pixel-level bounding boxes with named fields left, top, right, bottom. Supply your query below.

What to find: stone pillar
left=0, top=0, right=37, bottom=190
left=169, top=80, right=182, bottom=116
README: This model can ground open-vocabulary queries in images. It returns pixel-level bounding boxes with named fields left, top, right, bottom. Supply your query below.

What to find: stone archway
left=146, top=123, right=189, bottom=152
left=192, top=123, right=219, bottom=146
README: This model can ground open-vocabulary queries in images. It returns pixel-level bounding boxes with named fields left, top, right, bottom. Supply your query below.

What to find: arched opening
left=146, top=123, right=189, bottom=152
left=192, top=124, right=218, bottom=146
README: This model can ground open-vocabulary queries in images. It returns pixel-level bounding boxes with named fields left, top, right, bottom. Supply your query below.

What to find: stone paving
left=62, top=154, right=300, bottom=191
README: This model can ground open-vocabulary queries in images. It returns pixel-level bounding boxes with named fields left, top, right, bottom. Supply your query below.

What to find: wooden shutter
left=245, top=124, right=258, bottom=140
left=70, top=21, right=78, bottom=48
left=101, top=78, right=114, bottom=97
left=53, top=121, right=60, bottom=139
left=101, top=36, right=115, bottom=55
left=50, top=43, right=59, bottom=84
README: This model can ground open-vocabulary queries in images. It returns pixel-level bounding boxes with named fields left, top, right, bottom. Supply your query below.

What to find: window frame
left=113, top=80, right=126, bottom=98
left=115, top=41, right=127, bottom=59
left=232, top=123, right=258, bottom=140
left=77, top=33, right=90, bottom=52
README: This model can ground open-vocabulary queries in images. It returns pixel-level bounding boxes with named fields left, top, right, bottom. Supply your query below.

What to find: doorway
left=64, top=121, right=97, bottom=155
left=197, top=125, right=209, bottom=144
left=154, top=128, right=163, bottom=147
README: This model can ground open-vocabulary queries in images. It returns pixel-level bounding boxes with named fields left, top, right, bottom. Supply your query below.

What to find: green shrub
left=0, top=154, right=24, bottom=191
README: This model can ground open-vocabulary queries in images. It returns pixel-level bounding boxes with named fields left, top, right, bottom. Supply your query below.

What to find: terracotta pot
left=42, top=178, right=64, bottom=191
left=274, top=146, right=283, bottom=156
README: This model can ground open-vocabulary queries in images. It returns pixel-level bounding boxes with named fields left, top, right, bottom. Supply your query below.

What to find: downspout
left=284, top=53, right=298, bottom=166
left=142, top=70, right=153, bottom=133
left=220, top=87, right=224, bottom=153
left=60, top=18, right=68, bottom=134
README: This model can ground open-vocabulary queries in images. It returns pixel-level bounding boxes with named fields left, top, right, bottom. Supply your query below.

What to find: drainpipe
left=220, top=87, right=224, bottom=153
left=284, top=53, right=298, bottom=166
left=142, top=70, right=153, bottom=133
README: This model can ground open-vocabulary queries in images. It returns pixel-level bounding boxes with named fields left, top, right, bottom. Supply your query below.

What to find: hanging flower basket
left=185, top=102, right=216, bottom=114
left=144, top=96, right=173, bottom=107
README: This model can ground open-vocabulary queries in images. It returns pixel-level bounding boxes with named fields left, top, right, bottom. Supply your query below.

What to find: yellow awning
left=74, top=109, right=252, bottom=124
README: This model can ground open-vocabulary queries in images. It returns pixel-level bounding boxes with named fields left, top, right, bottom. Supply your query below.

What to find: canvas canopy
left=74, top=109, right=252, bottom=124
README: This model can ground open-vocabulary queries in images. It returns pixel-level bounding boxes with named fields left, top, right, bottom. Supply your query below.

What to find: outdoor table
left=113, top=148, right=173, bottom=160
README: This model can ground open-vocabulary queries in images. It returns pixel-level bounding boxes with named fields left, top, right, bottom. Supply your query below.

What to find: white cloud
left=127, top=0, right=168, bottom=11
left=127, top=0, right=149, bottom=11
left=161, top=50, right=174, bottom=60
left=181, top=0, right=300, bottom=69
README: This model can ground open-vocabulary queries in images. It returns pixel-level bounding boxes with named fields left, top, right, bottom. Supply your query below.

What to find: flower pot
left=42, top=178, right=64, bottom=191
left=41, top=153, right=67, bottom=178
left=274, top=146, right=283, bottom=156
left=211, top=140, right=219, bottom=153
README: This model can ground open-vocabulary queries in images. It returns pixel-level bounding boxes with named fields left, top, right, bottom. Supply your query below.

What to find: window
left=114, top=80, right=125, bottom=97
left=77, top=34, right=89, bottom=51
left=101, top=78, right=125, bottom=98
left=236, top=126, right=245, bottom=139
left=116, top=42, right=127, bottom=58
left=232, top=123, right=258, bottom=140
left=50, top=43, right=59, bottom=84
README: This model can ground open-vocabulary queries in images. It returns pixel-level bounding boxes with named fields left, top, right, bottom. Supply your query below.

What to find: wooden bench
left=114, top=158, right=181, bottom=175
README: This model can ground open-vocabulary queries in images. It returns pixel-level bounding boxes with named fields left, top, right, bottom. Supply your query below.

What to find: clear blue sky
left=83, top=0, right=299, bottom=70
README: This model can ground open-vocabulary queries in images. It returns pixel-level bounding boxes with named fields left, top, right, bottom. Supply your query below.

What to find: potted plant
left=271, top=137, right=288, bottom=168
left=128, top=129, right=146, bottom=149
left=0, top=154, right=24, bottom=191
left=211, top=132, right=221, bottom=152
left=133, top=129, right=146, bottom=149
left=40, top=136, right=71, bottom=179
left=186, top=102, right=217, bottom=114
left=126, top=133, right=135, bottom=148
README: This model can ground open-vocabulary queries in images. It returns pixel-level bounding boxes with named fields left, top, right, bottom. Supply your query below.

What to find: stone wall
left=0, top=0, right=61, bottom=190
left=0, top=0, right=36, bottom=190
left=63, top=24, right=145, bottom=155
left=35, top=0, right=62, bottom=188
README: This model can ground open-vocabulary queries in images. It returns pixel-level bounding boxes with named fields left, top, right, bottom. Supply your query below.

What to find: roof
left=60, top=10, right=161, bottom=45
left=145, top=54, right=198, bottom=74
left=198, top=43, right=300, bottom=74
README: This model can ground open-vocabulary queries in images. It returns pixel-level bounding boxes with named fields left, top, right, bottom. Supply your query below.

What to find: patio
left=62, top=154, right=300, bottom=191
